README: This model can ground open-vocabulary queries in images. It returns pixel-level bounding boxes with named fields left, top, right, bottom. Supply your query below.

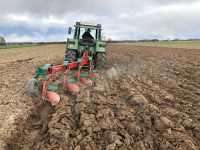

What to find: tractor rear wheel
left=95, top=53, right=106, bottom=69
left=65, top=50, right=77, bottom=62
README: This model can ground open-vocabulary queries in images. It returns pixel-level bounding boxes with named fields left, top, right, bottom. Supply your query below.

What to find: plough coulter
left=27, top=22, right=106, bottom=105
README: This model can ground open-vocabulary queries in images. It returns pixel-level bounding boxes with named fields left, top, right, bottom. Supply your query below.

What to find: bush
left=0, top=36, right=6, bottom=45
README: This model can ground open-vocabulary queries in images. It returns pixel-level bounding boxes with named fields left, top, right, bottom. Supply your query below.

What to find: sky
left=0, top=0, right=200, bottom=42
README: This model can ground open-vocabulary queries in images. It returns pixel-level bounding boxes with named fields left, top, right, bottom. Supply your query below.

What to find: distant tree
left=108, top=38, right=112, bottom=42
left=151, top=39, right=159, bottom=42
left=0, top=36, right=6, bottom=45
left=172, top=38, right=180, bottom=41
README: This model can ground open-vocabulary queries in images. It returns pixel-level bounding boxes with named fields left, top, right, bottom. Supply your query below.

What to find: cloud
left=5, top=32, right=66, bottom=43
left=0, top=0, right=200, bottom=42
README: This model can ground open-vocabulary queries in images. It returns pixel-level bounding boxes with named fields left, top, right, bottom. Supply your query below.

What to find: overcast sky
left=0, top=0, right=200, bottom=42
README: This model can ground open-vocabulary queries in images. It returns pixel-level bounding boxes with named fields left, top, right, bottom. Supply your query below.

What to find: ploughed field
left=0, top=43, right=200, bottom=149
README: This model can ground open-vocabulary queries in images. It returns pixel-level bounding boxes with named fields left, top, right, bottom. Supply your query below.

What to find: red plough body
left=37, top=51, right=96, bottom=105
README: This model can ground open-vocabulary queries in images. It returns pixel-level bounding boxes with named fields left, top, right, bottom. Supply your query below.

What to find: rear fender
left=67, top=39, right=78, bottom=50
left=96, top=41, right=106, bottom=52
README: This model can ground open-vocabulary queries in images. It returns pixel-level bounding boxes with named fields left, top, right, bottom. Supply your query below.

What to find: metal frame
left=34, top=51, right=95, bottom=103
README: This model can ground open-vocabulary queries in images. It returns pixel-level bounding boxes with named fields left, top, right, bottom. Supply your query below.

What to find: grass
left=0, top=44, right=39, bottom=49
left=133, top=40, right=200, bottom=49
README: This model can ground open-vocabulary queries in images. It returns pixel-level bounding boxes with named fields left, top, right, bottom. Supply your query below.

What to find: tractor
left=27, top=22, right=107, bottom=105
left=65, top=22, right=106, bottom=68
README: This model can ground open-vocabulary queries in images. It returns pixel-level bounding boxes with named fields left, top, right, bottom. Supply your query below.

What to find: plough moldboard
left=27, top=51, right=97, bottom=106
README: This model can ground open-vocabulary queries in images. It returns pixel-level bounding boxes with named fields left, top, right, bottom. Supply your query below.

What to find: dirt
left=0, top=44, right=64, bottom=148
left=0, top=43, right=200, bottom=149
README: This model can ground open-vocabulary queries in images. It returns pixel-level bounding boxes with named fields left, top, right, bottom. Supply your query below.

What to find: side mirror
left=68, top=27, right=72, bottom=35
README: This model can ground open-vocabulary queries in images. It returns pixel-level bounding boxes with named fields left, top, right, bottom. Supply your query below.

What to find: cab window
left=80, top=28, right=96, bottom=40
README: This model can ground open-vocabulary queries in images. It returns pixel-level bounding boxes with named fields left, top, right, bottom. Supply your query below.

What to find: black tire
left=95, top=53, right=107, bottom=69
left=65, top=50, right=77, bottom=62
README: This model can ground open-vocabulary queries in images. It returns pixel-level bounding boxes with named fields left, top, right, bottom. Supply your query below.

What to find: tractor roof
left=75, top=22, right=101, bottom=29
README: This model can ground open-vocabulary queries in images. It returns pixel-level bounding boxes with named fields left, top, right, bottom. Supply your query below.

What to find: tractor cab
left=73, top=22, right=102, bottom=43
left=67, top=22, right=105, bottom=50
left=66, top=22, right=106, bottom=63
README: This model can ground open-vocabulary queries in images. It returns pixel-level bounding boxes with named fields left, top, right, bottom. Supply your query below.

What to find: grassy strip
left=0, top=44, right=40, bottom=49
left=133, top=40, right=200, bottom=49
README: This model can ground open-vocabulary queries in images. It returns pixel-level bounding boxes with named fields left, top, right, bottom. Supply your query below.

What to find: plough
left=27, top=22, right=106, bottom=105
left=27, top=51, right=97, bottom=105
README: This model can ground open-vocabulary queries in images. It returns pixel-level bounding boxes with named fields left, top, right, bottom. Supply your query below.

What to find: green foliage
left=134, top=40, right=200, bottom=49
left=0, top=36, right=6, bottom=45
left=0, top=43, right=39, bottom=49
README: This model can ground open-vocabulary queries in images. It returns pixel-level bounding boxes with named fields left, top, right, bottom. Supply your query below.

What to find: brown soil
left=0, top=44, right=64, bottom=148
left=1, top=43, right=200, bottom=150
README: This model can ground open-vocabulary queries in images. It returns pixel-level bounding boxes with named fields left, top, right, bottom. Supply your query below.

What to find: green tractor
left=65, top=22, right=106, bottom=68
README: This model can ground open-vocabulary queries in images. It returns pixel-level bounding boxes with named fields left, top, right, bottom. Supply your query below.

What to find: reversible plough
left=27, top=22, right=106, bottom=105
